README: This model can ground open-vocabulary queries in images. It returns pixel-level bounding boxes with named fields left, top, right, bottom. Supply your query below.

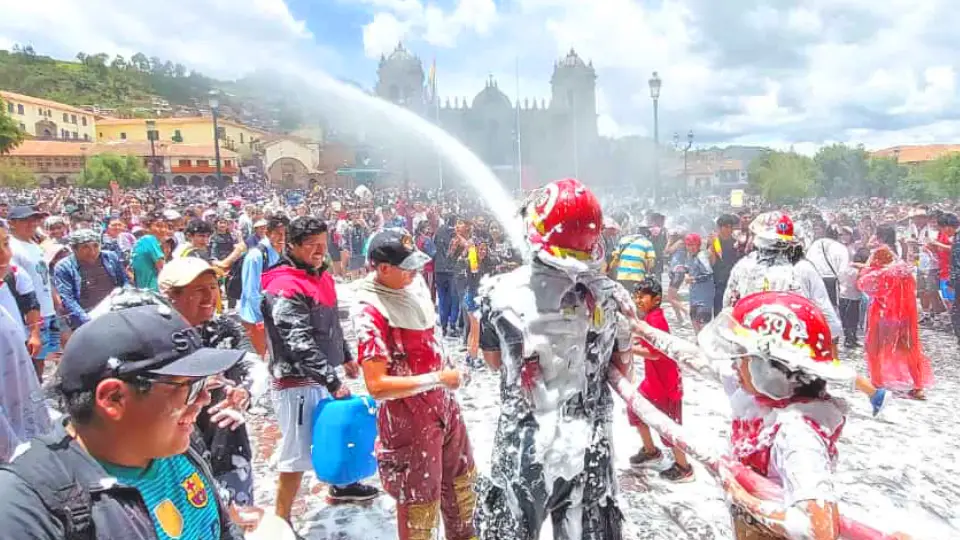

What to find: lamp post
left=146, top=119, right=159, bottom=188
left=673, top=129, right=694, bottom=194
left=209, top=90, right=224, bottom=189
left=648, top=71, right=662, bottom=203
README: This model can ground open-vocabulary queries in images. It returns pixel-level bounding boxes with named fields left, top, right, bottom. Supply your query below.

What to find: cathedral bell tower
left=375, top=42, right=426, bottom=114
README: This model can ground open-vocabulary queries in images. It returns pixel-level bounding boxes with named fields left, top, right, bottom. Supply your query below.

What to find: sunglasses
left=133, top=376, right=207, bottom=405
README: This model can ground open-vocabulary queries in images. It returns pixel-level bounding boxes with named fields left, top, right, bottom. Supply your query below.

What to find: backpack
left=225, top=249, right=270, bottom=301
left=1, top=435, right=95, bottom=539
left=3, top=266, right=31, bottom=320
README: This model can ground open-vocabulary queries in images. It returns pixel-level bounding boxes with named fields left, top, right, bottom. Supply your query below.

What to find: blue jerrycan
left=311, top=395, right=379, bottom=486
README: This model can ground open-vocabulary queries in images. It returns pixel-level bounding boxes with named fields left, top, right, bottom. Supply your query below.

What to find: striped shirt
left=99, top=454, right=221, bottom=540
left=615, top=234, right=656, bottom=281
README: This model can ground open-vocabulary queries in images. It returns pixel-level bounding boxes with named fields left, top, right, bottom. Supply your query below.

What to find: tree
left=131, top=52, right=149, bottom=72
left=813, top=143, right=869, bottom=196
left=0, top=162, right=36, bottom=188
left=0, top=99, right=25, bottom=155
left=110, top=55, right=127, bottom=70
left=174, top=63, right=187, bottom=78
left=748, top=150, right=816, bottom=203
left=865, top=157, right=904, bottom=198
left=925, top=153, right=960, bottom=201
left=898, top=165, right=936, bottom=202
left=78, top=153, right=149, bottom=189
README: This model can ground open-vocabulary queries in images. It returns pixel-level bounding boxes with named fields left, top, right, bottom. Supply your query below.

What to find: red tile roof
left=872, top=144, right=960, bottom=163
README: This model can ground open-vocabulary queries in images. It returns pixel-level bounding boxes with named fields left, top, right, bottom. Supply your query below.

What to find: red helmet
left=524, top=178, right=603, bottom=261
left=684, top=232, right=702, bottom=246
left=699, top=291, right=853, bottom=384
left=749, top=211, right=796, bottom=249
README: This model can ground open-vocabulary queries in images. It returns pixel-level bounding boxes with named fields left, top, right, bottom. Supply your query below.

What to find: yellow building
left=96, top=117, right=268, bottom=159
left=1, top=90, right=97, bottom=141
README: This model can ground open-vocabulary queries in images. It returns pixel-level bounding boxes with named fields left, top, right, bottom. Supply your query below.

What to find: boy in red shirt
left=627, top=277, right=693, bottom=482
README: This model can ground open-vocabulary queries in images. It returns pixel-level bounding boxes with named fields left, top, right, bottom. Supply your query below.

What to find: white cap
left=158, top=257, right=216, bottom=293
left=162, top=209, right=182, bottom=221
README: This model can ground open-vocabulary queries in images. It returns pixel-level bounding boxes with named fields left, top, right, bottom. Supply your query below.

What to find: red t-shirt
left=355, top=303, right=442, bottom=376
left=637, top=307, right=682, bottom=402
left=937, top=230, right=952, bottom=281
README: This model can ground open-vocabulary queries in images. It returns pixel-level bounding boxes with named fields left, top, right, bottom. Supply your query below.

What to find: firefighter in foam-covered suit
left=474, top=178, right=634, bottom=540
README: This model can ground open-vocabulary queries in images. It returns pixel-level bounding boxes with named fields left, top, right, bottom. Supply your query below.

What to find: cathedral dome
left=559, top=48, right=586, bottom=69
left=380, top=42, right=422, bottom=70
left=472, top=76, right=512, bottom=110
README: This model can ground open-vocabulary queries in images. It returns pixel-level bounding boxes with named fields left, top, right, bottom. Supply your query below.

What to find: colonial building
left=1, top=140, right=239, bottom=187
left=373, top=43, right=601, bottom=188
left=872, top=144, right=960, bottom=165
left=1, top=90, right=97, bottom=141
left=96, top=117, right=268, bottom=160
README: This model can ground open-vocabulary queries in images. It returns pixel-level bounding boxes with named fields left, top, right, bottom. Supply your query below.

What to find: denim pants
left=435, top=272, right=459, bottom=330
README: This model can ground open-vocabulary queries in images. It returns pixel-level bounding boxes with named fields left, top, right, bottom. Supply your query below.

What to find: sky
left=2, top=0, right=960, bottom=153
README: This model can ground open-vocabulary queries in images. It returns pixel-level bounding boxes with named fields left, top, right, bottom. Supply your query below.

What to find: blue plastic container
left=310, top=395, right=379, bottom=486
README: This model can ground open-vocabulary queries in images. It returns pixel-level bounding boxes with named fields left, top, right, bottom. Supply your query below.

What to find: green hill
left=0, top=46, right=302, bottom=131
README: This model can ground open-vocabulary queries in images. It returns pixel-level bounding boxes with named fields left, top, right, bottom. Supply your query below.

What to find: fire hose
left=607, top=365, right=900, bottom=540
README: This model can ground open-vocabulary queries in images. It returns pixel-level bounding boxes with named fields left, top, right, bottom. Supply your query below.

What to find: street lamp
left=145, top=119, right=159, bottom=188
left=648, top=71, right=662, bottom=203
left=673, top=129, right=694, bottom=194
left=209, top=90, right=224, bottom=189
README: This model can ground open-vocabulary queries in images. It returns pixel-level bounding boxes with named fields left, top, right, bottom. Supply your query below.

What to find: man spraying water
left=475, top=178, right=634, bottom=540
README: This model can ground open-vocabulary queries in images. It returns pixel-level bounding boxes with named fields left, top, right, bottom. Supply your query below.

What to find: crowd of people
left=0, top=177, right=938, bottom=539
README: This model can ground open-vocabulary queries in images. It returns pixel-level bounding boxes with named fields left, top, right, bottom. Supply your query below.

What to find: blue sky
left=3, top=0, right=960, bottom=152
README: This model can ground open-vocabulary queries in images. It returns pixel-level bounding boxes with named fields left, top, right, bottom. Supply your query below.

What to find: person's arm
left=268, top=293, right=343, bottom=394
left=722, top=419, right=840, bottom=540
left=238, top=251, right=264, bottom=324
left=150, top=237, right=165, bottom=272
left=213, top=243, right=245, bottom=272
left=53, top=262, right=87, bottom=329
left=630, top=318, right=720, bottom=381
left=951, top=235, right=960, bottom=285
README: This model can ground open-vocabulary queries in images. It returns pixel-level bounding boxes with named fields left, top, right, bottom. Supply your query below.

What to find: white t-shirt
left=0, top=305, right=52, bottom=462
left=0, top=267, right=35, bottom=341
left=9, top=238, right=54, bottom=318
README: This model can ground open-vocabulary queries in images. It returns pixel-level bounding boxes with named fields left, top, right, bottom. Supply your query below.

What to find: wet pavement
left=247, top=290, right=960, bottom=539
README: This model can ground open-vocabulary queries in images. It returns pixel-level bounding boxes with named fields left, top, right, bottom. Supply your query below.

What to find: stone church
left=374, top=43, right=602, bottom=189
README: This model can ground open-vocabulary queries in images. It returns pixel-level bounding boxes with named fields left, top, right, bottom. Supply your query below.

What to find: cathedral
left=373, top=43, right=602, bottom=189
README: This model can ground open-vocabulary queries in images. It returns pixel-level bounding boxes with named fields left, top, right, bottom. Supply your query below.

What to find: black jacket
left=0, top=420, right=242, bottom=540
left=433, top=225, right=456, bottom=274
left=262, top=256, right=351, bottom=392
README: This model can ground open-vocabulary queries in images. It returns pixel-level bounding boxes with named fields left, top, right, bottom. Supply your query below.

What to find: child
left=627, top=277, right=693, bottom=483
left=838, top=247, right=869, bottom=348
left=683, top=233, right=715, bottom=334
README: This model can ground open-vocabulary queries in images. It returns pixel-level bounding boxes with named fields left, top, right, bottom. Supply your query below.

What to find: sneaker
left=870, top=388, right=890, bottom=417
left=327, top=483, right=380, bottom=504
left=659, top=463, right=695, bottom=483
left=629, top=448, right=662, bottom=467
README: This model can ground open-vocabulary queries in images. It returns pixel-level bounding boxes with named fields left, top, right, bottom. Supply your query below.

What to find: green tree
left=78, top=153, right=149, bottom=189
left=813, top=143, right=869, bottom=196
left=898, top=165, right=936, bottom=202
left=0, top=99, right=25, bottom=154
left=748, top=150, right=816, bottom=203
left=0, top=161, right=36, bottom=188
left=925, top=153, right=960, bottom=201
left=865, top=157, right=904, bottom=197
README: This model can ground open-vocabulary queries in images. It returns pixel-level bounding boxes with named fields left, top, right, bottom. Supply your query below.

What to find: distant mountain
left=0, top=46, right=306, bottom=132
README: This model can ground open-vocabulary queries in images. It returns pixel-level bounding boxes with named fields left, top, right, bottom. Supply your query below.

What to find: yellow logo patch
left=153, top=499, right=184, bottom=538
left=180, top=472, right=209, bottom=509
left=592, top=305, right=605, bottom=328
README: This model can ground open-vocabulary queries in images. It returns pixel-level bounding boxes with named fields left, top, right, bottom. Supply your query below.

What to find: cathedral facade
left=374, top=43, right=602, bottom=189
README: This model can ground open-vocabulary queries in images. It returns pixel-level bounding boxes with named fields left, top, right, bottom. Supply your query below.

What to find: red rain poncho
left=857, top=246, right=933, bottom=391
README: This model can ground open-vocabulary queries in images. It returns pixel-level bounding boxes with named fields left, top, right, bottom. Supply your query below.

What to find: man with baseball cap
left=7, top=205, right=60, bottom=380
left=353, top=228, right=475, bottom=540
left=0, top=304, right=245, bottom=539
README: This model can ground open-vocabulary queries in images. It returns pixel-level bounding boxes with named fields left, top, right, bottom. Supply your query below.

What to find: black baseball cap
left=8, top=205, right=49, bottom=221
left=58, top=304, right=244, bottom=393
left=367, top=228, right=431, bottom=270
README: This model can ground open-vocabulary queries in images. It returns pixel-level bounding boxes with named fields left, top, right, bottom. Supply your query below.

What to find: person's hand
left=229, top=504, right=264, bottom=533
left=26, top=334, right=42, bottom=358
left=209, top=400, right=246, bottom=431
left=343, top=360, right=360, bottom=379
left=439, top=369, right=462, bottom=390
left=333, top=386, right=351, bottom=399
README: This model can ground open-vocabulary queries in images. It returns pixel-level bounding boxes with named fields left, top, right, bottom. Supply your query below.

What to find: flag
left=428, top=58, right=437, bottom=102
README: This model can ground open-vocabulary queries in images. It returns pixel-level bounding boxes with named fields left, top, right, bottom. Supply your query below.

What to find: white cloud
left=0, top=0, right=324, bottom=79
left=358, top=0, right=498, bottom=58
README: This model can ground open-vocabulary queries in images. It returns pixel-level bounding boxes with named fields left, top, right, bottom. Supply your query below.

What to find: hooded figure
left=475, top=178, right=633, bottom=540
